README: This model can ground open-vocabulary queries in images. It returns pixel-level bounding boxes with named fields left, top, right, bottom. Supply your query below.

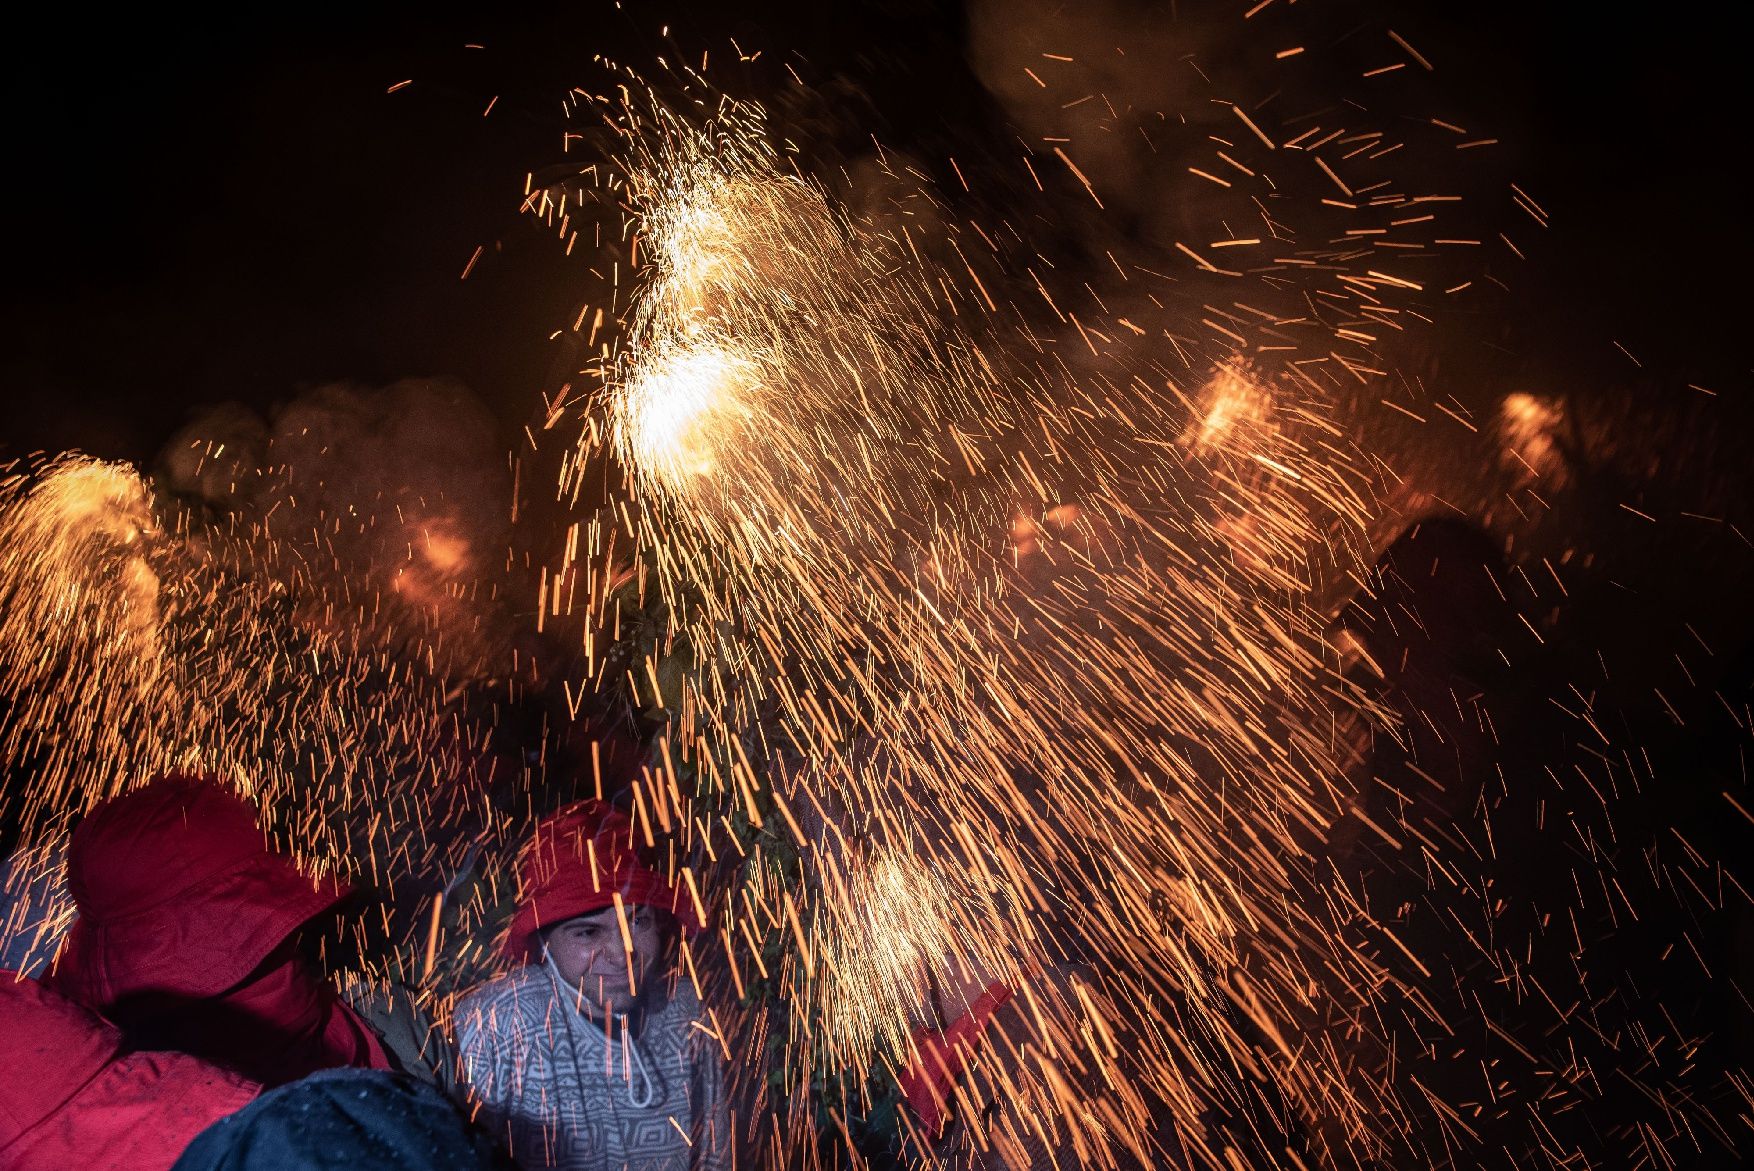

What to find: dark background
left=3, top=1, right=1749, bottom=464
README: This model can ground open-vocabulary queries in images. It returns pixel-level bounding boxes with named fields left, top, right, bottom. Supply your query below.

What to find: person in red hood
left=45, top=773, right=453, bottom=1092
left=453, top=799, right=728, bottom=1171
left=0, top=971, right=258, bottom=1171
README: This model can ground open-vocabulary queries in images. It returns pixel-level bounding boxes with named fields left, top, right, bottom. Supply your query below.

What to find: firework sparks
left=4, top=9, right=1745, bottom=1170
left=0, top=422, right=504, bottom=981
left=0, top=457, right=172, bottom=821
left=532, top=15, right=1753, bottom=1155
left=541, top=80, right=1437, bottom=1168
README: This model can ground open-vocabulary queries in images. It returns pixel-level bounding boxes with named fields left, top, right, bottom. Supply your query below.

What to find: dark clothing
left=171, top=1069, right=515, bottom=1171
left=341, top=974, right=464, bottom=1100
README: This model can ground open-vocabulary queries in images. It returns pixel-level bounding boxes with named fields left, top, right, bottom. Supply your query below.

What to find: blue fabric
left=171, top=1069, right=513, bottom=1171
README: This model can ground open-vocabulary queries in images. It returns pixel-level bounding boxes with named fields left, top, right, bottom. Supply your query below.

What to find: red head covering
left=47, top=774, right=350, bottom=1010
left=0, top=972, right=258, bottom=1171
left=503, top=799, right=705, bottom=965
left=897, top=983, right=1014, bottom=1136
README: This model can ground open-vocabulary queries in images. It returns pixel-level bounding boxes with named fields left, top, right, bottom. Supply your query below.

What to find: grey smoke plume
left=158, top=378, right=520, bottom=682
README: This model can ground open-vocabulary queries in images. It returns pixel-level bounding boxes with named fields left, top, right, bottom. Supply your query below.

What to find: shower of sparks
left=0, top=451, right=493, bottom=978
left=810, top=846, right=984, bottom=1060
left=1, top=8, right=1745, bottom=1170
left=0, top=458, right=167, bottom=822
left=536, top=31, right=1754, bottom=1158
left=546, top=88, right=1432, bottom=1169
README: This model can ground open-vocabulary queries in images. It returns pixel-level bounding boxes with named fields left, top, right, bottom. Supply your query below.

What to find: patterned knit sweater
left=455, top=965, right=731, bottom=1171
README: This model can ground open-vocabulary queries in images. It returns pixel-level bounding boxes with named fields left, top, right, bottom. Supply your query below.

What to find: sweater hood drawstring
left=541, top=949, right=658, bottom=1109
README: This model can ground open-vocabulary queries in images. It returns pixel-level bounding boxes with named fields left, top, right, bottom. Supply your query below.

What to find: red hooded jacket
left=0, top=972, right=258, bottom=1171
left=502, top=799, right=706, bottom=965
left=46, top=774, right=390, bottom=1086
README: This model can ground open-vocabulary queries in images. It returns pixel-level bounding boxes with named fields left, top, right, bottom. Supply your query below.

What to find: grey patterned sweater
left=455, top=965, right=732, bottom=1171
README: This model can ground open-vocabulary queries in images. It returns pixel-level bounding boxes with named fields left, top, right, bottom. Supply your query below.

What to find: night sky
left=4, top=2, right=1749, bottom=464
left=0, top=1, right=972, bottom=462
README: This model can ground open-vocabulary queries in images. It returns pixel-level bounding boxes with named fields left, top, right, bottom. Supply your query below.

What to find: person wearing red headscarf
left=0, top=971, right=258, bottom=1171
left=453, top=799, right=729, bottom=1171
left=45, top=774, right=454, bottom=1093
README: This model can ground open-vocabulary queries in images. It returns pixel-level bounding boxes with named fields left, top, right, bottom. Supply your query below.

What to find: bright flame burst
left=619, top=343, right=758, bottom=484
left=0, top=458, right=172, bottom=812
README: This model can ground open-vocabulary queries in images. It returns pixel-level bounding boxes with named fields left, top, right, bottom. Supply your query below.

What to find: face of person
left=543, top=904, right=663, bottom=1019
